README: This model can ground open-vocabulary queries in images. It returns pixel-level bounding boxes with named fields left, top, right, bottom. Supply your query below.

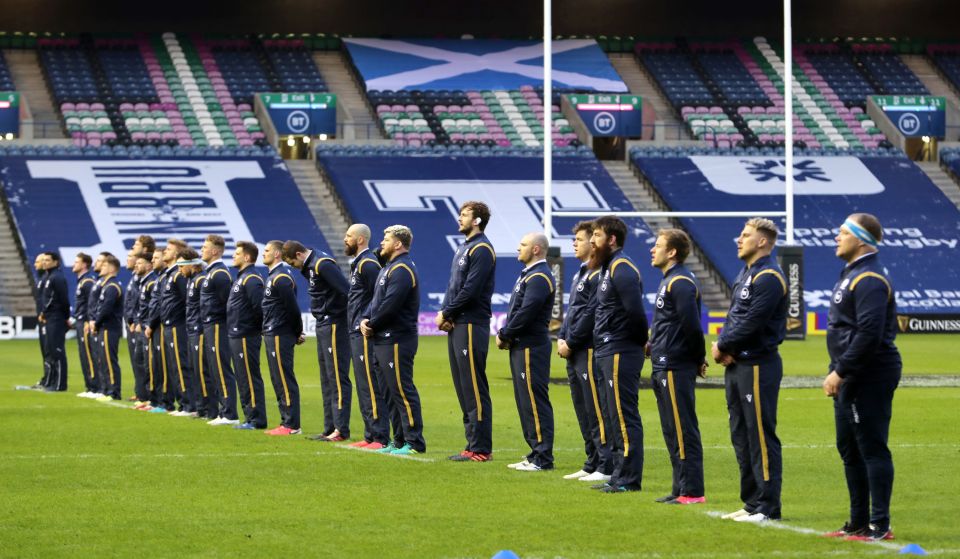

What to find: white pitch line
left=703, top=510, right=908, bottom=553
left=0, top=451, right=321, bottom=460
left=332, top=443, right=436, bottom=463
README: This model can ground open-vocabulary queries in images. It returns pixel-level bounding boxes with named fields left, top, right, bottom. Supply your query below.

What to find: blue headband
left=843, top=219, right=879, bottom=248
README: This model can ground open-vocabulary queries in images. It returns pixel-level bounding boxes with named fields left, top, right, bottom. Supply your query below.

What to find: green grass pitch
left=1, top=334, right=958, bottom=558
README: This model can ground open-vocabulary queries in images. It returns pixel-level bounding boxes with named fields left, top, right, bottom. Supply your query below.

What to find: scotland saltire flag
left=343, top=38, right=628, bottom=92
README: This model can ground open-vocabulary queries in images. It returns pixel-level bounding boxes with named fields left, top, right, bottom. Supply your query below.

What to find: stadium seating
left=36, top=33, right=331, bottom=147
left=369, top=87, right=579, bottom=149
left=316, top=142, right=594, bottom=158
left=927, top=45, right=960, bottom=125
left=0, top=141, right=279, bottom=159
left=0, top=50, right=15, bottom=92
left=638, top=37, right=930, bottom=149
left=940, top=147, right=960, bottom=175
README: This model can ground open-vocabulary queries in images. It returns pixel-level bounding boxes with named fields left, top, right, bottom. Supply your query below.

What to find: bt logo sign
left=897, top=112, right=921, bottom=136
left=592, top=111, right=617, bottom=135
left=287, top=110, right=310, bottom=134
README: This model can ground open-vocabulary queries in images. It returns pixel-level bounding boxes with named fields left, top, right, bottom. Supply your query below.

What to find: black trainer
left=655, top=494, right=678, bottom=503
left=822, top=522, right=867, bottom=538
left=845, top=524, right=894, bottom=542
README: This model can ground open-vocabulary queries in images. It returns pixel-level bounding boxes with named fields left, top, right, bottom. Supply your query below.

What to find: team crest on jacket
left=834, top=290, right=843, bottom=304
left=745, top=394, right=752, bottom=403
left=265, top=288, right=271, bottom=296
left=576, top=281, right=584, bottom=292
left=462, top=349, right=468, bottom=356
left=656, top=296, right=664, bottom=309
left=458, top=257, right=466, bottom=267
left=740, top=286, right=750, bottom=299
left=233, top=284, right=240, bottom=292
left=661, top=378, right=667, bottom=387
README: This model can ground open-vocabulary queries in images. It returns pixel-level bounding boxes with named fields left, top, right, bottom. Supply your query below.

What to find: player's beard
left=590, top=242, right=612, bottom=270
left=458, top=222, right=471, bottom=235
left=344, top=240, right=358, bottom=257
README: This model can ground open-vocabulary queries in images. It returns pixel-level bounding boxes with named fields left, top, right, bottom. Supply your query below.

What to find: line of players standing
left=29, top=205, right=900, bottom=539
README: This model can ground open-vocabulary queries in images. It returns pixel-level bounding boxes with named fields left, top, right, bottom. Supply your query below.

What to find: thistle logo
left=689, top=156, right=885, bottom=195
left=742, top=159, right=829, bottom=183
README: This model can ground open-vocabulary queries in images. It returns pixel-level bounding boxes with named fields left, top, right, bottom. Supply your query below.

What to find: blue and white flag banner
left=344, top=38, right=628, bottom=92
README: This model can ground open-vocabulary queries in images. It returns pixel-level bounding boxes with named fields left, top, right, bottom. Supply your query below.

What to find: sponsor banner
left=896, top=313, right=960, bottom=334
left=343, top=38, right=627, bottom=92
left=1, top=157, right=333, bottom=311
left=633, top=155, right=960, bottom=314
left=0, top=315, right=39, bottom=340
left=318, top=155, right=661, bottom=313
left=873, top=95, right=947, bottom=138
left=779, top=246, right=806, bottom=340
left=568, top=94, right=643, bottom=137
left=6, top=311, right=951, bottom=340
left=260, top=93, right=336, bottom=136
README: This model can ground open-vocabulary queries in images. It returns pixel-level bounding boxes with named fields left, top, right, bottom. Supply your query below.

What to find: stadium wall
left=2, top=0, right=960, bottom=39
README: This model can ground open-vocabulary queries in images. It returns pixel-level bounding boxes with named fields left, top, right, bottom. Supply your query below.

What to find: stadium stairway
left=311, top=51, right=382, bottom=140
left=601, top=159, right=730, bottom=311
left=2, top=49, right=65, bottom=139
left=286, top=159, right=352, bottom=275
left=901, top=54, right=960, bottom=110
left=920, top=160, right=960, bottom=209
left=0, top=194, right=37, bottom=316
left=609, top=53, right=692, bottom=141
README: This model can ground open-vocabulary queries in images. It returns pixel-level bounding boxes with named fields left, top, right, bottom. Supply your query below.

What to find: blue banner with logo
left=261, top=93, right=336, bottom=136
left=317, top=155, right=661, bottom=313
left=884, top=108, right=946, bottom=137
left=632, top=155, right=960, bottom=314
left=0, top=156, right=331, bottom=310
